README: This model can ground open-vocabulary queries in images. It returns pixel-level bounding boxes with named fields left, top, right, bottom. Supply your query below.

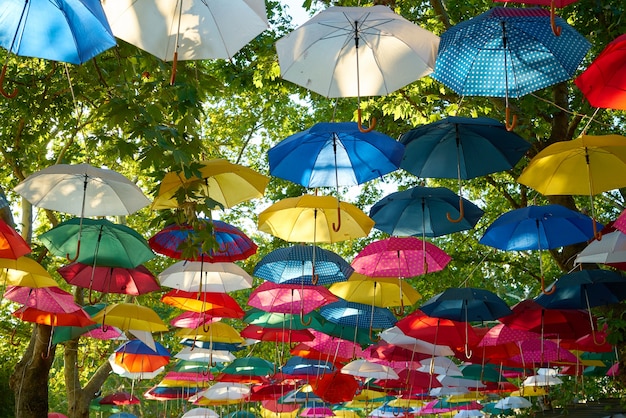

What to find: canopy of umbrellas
left=2, top=1, right=626, bottom=418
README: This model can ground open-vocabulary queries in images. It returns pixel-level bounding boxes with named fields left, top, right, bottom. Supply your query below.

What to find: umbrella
left=182, top=408, right=220, bottom=418
left=276, top=5, right=439, bottom=131
left=149, top=219, right=257, bottom=262
left=0, top=256, right=58, bottom=288
left=509, top=338, right=578, bottom=366
left=197, top=382, right=250, bottom=401
left=247, top=281, right=338, bottom=314
left=51, top=303, right=115, bottom=344
left=58, top=262, right=159, bottom=297
left=320, top=300, right=397, bottom=341
left=574, top=225, right=626, bottom=269
left=281, top=356, right=335, bottom=378
left=99, top=391, right=141, bottom=405
left=253, top=244, right=353, bottom=286
left=517, top=135, right=626, bottom=239
left=351, top=236, right=451, bottom=278
left=268, top=121, right=404, bottom=187
left=0, top=0, right=116, bottom=97
left=114, top=339, right=170, bottom=373
left=495, top=0, right=578, bottom=35
left=258, top=194, right=374, bottom=244
left=161, top=289, right=244, bottom=318
left=479, top=204, right=601, bottom=293
left=522, top=374, right=563, bottom=386
left=0, top=219, right=30, bottom=259
left=151, top=159, right=269, bottom=210
left=431, top=7, right=590, bottom=129
left=328, top=273, right=422, bottom=310
left=220, top=356, right=275, bottom=378
left=341, top=359, right=399, bottom=380
left=299, top=406, right=335, bottom=418
left=311, top=371, right=359, bottom=404
left=575, top=33, right=626, bottom=109
left=102, top=0, right=269, bottom=83
left=369, top=186, right=484, bottom=237
left=494, top=395, right=532, bottom=410
left=417, top=356, right=463, bottom=376
left=176, top=321, right=244, bottom=344
left=91, top=302, right=168, bottom=333
left=298, top=329, right=364, bottom=362
left=378, top=326, right=455, bottom=356
left=400, top=116, right=530, bottom=221
left=159, top=260, right=252, bottom=293
left=39, top=218, right=155, bottom=268
left=174, top=346, right=235, bottom=364
left=243, top=308, right=323, bottom=331
left=170, top=311, right=218, bottom=329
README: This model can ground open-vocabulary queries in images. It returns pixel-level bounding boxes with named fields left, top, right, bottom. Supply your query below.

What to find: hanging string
left=460, top=251, right=491, bottom=287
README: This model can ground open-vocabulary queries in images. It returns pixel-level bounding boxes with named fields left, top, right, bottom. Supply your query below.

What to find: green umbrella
left=315, top=319, right=379, bottom=347
left=243, top=308, right=324, bottom=330
left=220, top=356, right=275, bottom=377
left=89, top=397, right=120, bottom=413
left=460, top=363, right=508, bottom=383
left=39, top=218, right=155, bottom=268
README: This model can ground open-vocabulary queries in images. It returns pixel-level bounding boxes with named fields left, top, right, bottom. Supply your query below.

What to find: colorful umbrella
left=351, top=236, right=451, bottom=277
left=150, top=159, right=269, bottom=210
left=159, top=260, right=253, bottom=292
left=341, top=359, right=399, bottom=380
left=0, top=256, right=58, bottom=288
left=328, top=274, right=422, bottom=309
left=320, top=299, right=397, bottom=341
left=395, top=309, right=481, bottom=350
left=161, top=289, right=244, bottom=318
left=114, top=339, right=170, bottom=373
left=575, top=33, right=626, bottom=109
left=268, top=121, right=404, bottom=187
left=99, top=391, right=141, bottom=405
left=91, top=302, right=168, bottom=333
left=58, top=262, right=159, bottom=296
left=299, top=329, right=364, bottom=361
left=276, top=5, right=439, bottom=131
left=174, top=347, right=235, bottom=364
left=5, top=285, right=83, bottom=314
left=379, top=326, right=455, bottom=356
left=420, top=287, right=512, bottom=322
left=509, top=338, right=578, bottom=366
left=243, top=308, right=323, bottom=331
left=12, top=303, right=94, bottom=328
left=196, top=382, right=251, bottom=401
left=258, top=195, right=374, bottom=243
left=176, top=321, right=244, bottom=344
left=369, top=186, right=484, bottom=237
left=247, top=281, right=338, bottom=314
left=149, top=219, right=257, bottom=262
left=181, top=408, right=220, bottom=418
left=517, top=135, right=626, bottom=239
left=400, top=116, right=530, bottom=221
left=431, top=7, right=590, bottom=129
left=170, top=311, right=218, bottom=329
left=39, top=218, right=155, bottom=268
left=0, top=219, right=30, bottom=259
left=240, top=324, right=314, bottom=343
left=253, top=244, right=353, bottom=286
left=311, top=371, right=359, bottom=404
left=281, top=356, right=335, bottom=378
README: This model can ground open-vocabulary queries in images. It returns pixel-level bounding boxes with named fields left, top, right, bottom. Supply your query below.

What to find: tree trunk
left=9, top=324, right=55, bottom=418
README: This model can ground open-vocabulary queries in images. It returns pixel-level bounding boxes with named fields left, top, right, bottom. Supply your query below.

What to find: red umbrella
left=99, top=391, right=141, bottom=405
left=364, top=342, right=429, bottom=363
left=12, top=305, right=94, bottom=327
left=351, top=236, right=451, bottom=277
left=575, top=34, right=626, bottom=110
left=247, top=281, right=338, bottom=314
left=161, top=289, right=244, bottom=318
left=560, top=324, right=613, bottom=353
left=499, top=299, right=594, bottom=340
left=290, top=343, right=352, bottom=364
left=261, top=399, right=299, bottom=413
left=247, top=383, right=298, bottom=401
left=301, top=329, right=364, bottom=361
left=240, top=324, right=315, bottom=343
left=375, top=368, right=441, bottom=391
left=0, top=219, right=31, bottom=259
left=215, top=373, right=269, bottom=384
left=58, top=262, right=159, bottom=296
left=311, top=371, right=359, bottom=403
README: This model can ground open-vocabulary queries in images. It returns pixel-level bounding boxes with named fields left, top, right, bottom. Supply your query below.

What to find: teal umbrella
left=39, top=218, right=154, bottom=268
left=220, top=356, right=275, bottom=377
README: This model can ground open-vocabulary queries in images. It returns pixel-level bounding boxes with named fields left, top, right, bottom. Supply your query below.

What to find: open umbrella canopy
left=4, top=285, right=82, bottom=314
left=276, top=5, right=439, bottom=98
left=395, top=309, right=481, bottom=349
left=420, top=287, right=512, bottom=322
left=0, top=0, right=116, bottom=67
left=243, top=308, right=324, bottom=331
left=91, top=302, right=168, bottom=333
left=12, top=305, right=94, bottom=327
left=149, top=219, right=257, bottom=262
left=150, top=159, right=269, bottom=210
left=159, top=260, right=253, bottom=292
left=247, top=281, right=338, bottom=314
left=39, top=218, right=155, bottom=268
left=114, top=339, right=170, bottom=373
left=0, top=219, right=30, bottom=259
left=253, top=244, right=353, bottom=286
left=268, top=121, right=404, bottom=187
left=369, top=186, right=484, bottom=237
left=258, top=195, right=374, bottom=243
left=351, top=236, right=451, bottom=277
left=99, top=391, right=141, bottom=405
left=320, top=300, right=397, bottom=330
left=0, top=256, right=58, bottom=288
left=574, top=225, right=626, bottom=269
left=14, top=163, right=150, bottom=216
left=58, top=262, right=159, bottom=295
left=161, top=289, right=244, bottom=318
left=341, top=359, right=400, bottom=380
left=328, top=274, right=422, bottom=308
left=176, top=321, right=244, bottom=344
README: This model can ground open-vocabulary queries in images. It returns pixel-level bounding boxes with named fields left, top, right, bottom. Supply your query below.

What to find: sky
left=281, top=0, right=315, bottom=25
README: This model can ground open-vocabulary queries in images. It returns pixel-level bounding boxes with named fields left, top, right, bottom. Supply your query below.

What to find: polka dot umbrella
left=431, top=7, right=590, bottom=130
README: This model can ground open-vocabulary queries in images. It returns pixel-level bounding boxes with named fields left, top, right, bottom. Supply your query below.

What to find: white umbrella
left=158, top=260, right=253, bottom=292
left=429, top=386, right=469, bottom=396
left=380, top=326, right=455, bottom=356
left=575, top=229, right=626, bottom=266
left=454, top=411, right=484, bottom=418
left=14, top=163, right=150, bottom=217
left=494, top=396, right=532, bottom=410
left=181, top=407, right=220, bottom=418
left=522, top=374, right=563, bottom=386
left=174, top=346, right=235, bottom=363
left=437, top=375, right=485, bottom=389
left=197, top=382, right=250, bottom=401
left=417, top=356, right=463, bottom=376
left=341, top=359, right=399, bottom=380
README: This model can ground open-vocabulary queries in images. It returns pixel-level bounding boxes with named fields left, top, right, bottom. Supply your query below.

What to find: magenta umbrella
left=303, top=329, right=364, bottom=361
left=247, top=281, right=338, bottom=315
left=58, top=262, right=159, bottom=295
left=351, top=236, right=451, bottom=277
left=4, top=285, right=80, bottom=312
left=170, top=310, right=220, bottom=329
left=478, top=323, right=541, bottom=347
left=510, top=339, right=578, bottom=366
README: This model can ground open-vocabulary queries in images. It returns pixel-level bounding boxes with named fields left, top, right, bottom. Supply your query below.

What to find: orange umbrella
left=0, top=219, right=30, bottom=259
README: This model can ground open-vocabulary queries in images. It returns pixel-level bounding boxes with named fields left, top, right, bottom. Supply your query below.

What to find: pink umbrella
left=170, top=310, right=220, bottom=328
left=300, top=406, right=335, bottom=417
left=510, top=339, right=578, bottom=366
left=247, top=281, right=338, bottom=314
left=82, top=325, right=123, bottom=340
left=4, top=285, right=78, bottom=312
left=303, top=329, right=364, bottom=361
left=478, top=323, right=541, bottom=347
left=58, top=262, right=160, bottom=296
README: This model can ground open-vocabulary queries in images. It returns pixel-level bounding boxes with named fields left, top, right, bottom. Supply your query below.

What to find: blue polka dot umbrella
left=431, top=7, right=590, bottom=130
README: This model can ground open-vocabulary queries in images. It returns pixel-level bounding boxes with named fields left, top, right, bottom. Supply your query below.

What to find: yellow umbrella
left=0, top=256, right=58, bottom=288
left=257, top=194, right=374, bottom=243
left=176, top=321, right=244, bottom=344
left=152, top=159, right=269, bottom=210
left=328, top=273, right=422, bottom=308
left=518, top=134, right=626, bottom=238
left=511, top=386, right=547, bottom=397
left=91, top=302, right=168, bottom=333
left=260, top=408, right=298, bottom=418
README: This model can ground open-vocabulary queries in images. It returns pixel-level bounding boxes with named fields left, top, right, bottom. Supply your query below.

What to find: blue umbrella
left=320, top=299, right=397, bottom=342
left=480, top=204, right=602, bottom=293
left=369, top=186, right=484, bottom=237
left=281, top=356, right=335, bottom=377
left=400, top=116, right=530, bottom=222
left=431, top=7, right=590, bottom=129
left=253, top=244, right=353, bottom=286
left=269, top=122, right=404, bottom=188
left=0, top=0, right=116, bottom=97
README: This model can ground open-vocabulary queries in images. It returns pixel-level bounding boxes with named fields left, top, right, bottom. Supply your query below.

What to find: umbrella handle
left=369, top=326, right=381, bottom=343
left=66, top=239, right=81, bottom=263
left=541, top=276, right=556, bottom=295
left=357, top=108, right=376, bottom=133
left=170, top=51, right=178, bottom=85
left=505, top=107, right=518, bottom=131
left=593, top=219, right=602, bottom=241
left=550, top=0, right=562, bottom=36
left=332, top=206, right=342, bottom=232
left=464, top=343, right=473, bottom=359
left=88, top=287, right=103, bottom=305
left=0, top=64, right=18, bottom=98
left=446, top=197, right=465, bottom=223
left=300, top=310, right=312, bottom=326
left=9, top=326, right=20, bottom=346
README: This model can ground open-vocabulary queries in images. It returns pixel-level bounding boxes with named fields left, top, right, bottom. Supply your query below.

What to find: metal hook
left=0, top=64, right=18, bottom=98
